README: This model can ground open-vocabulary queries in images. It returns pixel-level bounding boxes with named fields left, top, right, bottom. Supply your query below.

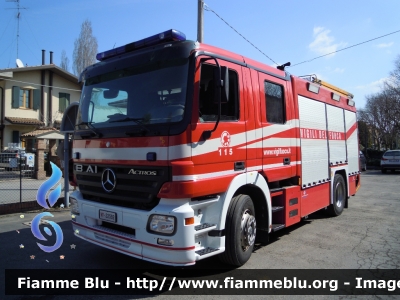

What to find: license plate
left=99, top=210, right=117, bottom=223
left=389, top=159, right=399, bottom=162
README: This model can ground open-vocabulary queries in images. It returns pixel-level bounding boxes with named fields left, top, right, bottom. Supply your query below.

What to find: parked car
left=381, top=150, right=400, bottom=173
left=0, top=149, right=26, bottom=170
left=359, top=151, right=367, bottom=171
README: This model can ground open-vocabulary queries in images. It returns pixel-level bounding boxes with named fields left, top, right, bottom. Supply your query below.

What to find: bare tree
left=357, top=120, right=369, bottom=149
left=390, top=55, right=400, bottom=86
left=358, top=54, right=400, bottom=150
left=386, top=55, right=400, bottom=129
left=60, top=50, right=70, bottom=72
left=359, top=90, right=400, bottom=150
left=72, top=19, right=98, bottom=76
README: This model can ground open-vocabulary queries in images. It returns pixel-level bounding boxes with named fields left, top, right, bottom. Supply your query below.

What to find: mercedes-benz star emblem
left=101, top=168, right=116, bottom=193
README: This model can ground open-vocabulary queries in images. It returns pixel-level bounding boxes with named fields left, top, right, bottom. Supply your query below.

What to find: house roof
left=21, top=128, right=55, bottom=137
left=0, top=64, right=79, bottom=85
left=21, top=128, right=64, bottom=139
left=5, top=117, right=45, bottom=126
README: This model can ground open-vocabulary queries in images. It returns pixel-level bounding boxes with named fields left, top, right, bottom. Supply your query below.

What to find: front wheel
left=327, top=174, right=346, bottom=216
left=219, top=194, right=256, bottom=266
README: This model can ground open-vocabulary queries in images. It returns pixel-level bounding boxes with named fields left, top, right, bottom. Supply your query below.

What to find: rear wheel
left=327, top=174, right=346, bottom=216
left=219, top=194, right=256, bottom=266
left=381, top=169, right=387, bottom=174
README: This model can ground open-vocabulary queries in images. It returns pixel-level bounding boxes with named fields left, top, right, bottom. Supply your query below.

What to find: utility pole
left=197, top=0, right=204, bottom=43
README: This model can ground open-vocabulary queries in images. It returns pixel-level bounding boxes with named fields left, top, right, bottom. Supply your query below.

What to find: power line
left=202, top=3, right=400, bottom=69
left=203, top=3, right=278, bottom=66
left=290, top=29, right=400, bottom=67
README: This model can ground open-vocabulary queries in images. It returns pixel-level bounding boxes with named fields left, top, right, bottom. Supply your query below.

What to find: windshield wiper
left=107, top=116, right=151, bottom=136
left=75, top=122, right=103, bottom=138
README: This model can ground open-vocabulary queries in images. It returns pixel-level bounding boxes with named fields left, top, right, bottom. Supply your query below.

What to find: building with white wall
left=0, top=52, right=81, bottom=151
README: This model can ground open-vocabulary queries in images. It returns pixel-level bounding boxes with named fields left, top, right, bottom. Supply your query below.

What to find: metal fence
left=0, top=155, right=70, bottom=214
left=0, top=152, right=35, bottom=178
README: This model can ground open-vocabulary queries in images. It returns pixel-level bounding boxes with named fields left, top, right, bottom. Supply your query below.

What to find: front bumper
left=381, top=163, right=400, bottom=170
left=70, top=190, right=197, bottom=266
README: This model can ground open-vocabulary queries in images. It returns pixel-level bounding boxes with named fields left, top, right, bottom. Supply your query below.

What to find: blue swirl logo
left=31, top=212, right=64, bottom=252
left=31, top=162, right=64, bottom=252
left=37, top=162, right=62, bottom=209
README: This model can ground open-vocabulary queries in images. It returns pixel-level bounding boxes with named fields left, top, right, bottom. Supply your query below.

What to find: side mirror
left=213, top=67, right=222, bottom=104
left=212, top=67, right=229, bottom=103
left=60, top=102, right=79, bottom=133
left=221, top=66, right=229, bottom=103
left=201, top=57, right=230, bottom=141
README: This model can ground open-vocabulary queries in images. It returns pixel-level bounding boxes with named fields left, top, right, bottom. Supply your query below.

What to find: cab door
left=190, top=57, right=247, bottom=195
left=258, top=73, right=296, bottom=182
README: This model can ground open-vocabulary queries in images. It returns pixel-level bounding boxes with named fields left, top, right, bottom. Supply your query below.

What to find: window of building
left=12, top=131, right=19, bottom=143
left=19, top=89, right=32, bottom=109
left=12, top=86, right=40, bottom=110
left=198, top=64, right=239, bottom=122
left=59, top=93, right=70, bottom=113
left=265, top=81, right=285, bottom=124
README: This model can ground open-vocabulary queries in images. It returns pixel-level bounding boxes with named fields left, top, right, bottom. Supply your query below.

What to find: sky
left=0, top=0, right=399, bottom=109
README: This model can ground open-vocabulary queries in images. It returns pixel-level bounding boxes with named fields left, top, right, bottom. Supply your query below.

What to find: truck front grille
left=75, top=164, right=170, bottom=210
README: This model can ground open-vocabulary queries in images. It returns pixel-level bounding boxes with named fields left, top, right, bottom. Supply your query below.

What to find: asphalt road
left=1, top=169, right=399, bottom=299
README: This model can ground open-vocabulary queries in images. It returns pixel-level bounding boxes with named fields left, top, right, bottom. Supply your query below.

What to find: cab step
left=272, top=206, right=284, bottom=213
left=271, top=224, right=285, bottom=232
left=270, top=188, right=284, bottom=196
left=195, top=247, right=219, bottom=256
left=195, top=223, right=216, bottom=231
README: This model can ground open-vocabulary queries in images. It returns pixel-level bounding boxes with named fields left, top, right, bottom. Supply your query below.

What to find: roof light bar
left=96, top=29, right=186, bottom=61
left=319, top=80, right=354, bottom=99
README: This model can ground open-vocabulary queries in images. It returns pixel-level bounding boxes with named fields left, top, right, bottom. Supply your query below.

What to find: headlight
left=147, top=214, right=176, bottom=236
left=69, top=197, right=80, bottom=215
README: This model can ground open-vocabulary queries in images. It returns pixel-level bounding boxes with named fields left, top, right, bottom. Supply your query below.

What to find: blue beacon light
left=96, top=29, right=186, bottom=61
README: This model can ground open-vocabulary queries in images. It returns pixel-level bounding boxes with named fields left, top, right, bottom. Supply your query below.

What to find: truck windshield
left=77, top=58, right=189, bottom=129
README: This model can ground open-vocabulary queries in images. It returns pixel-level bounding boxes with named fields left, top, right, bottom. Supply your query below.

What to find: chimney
left=50, top=51, right=53, bottom=64
left=42, top=50, right=46, bottom=65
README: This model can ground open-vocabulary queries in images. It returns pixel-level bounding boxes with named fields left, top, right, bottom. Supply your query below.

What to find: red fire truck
left=67, top=29, right=360, bottom=267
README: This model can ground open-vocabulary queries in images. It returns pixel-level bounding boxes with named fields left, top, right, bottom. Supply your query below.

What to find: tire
left=381, top=169, right=386, bottom=174
left=219, top=194, right=256, bottom=267
left=327, top=174, right=346, bottom=216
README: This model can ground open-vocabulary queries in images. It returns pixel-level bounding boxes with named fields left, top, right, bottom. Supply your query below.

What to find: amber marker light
left=185, top=217, right=195, bottom=225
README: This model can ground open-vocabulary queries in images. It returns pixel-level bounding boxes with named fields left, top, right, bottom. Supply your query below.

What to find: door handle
left=234, top=161, right=245, bottom=171
left=283, top=157, right=290, bottom=165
